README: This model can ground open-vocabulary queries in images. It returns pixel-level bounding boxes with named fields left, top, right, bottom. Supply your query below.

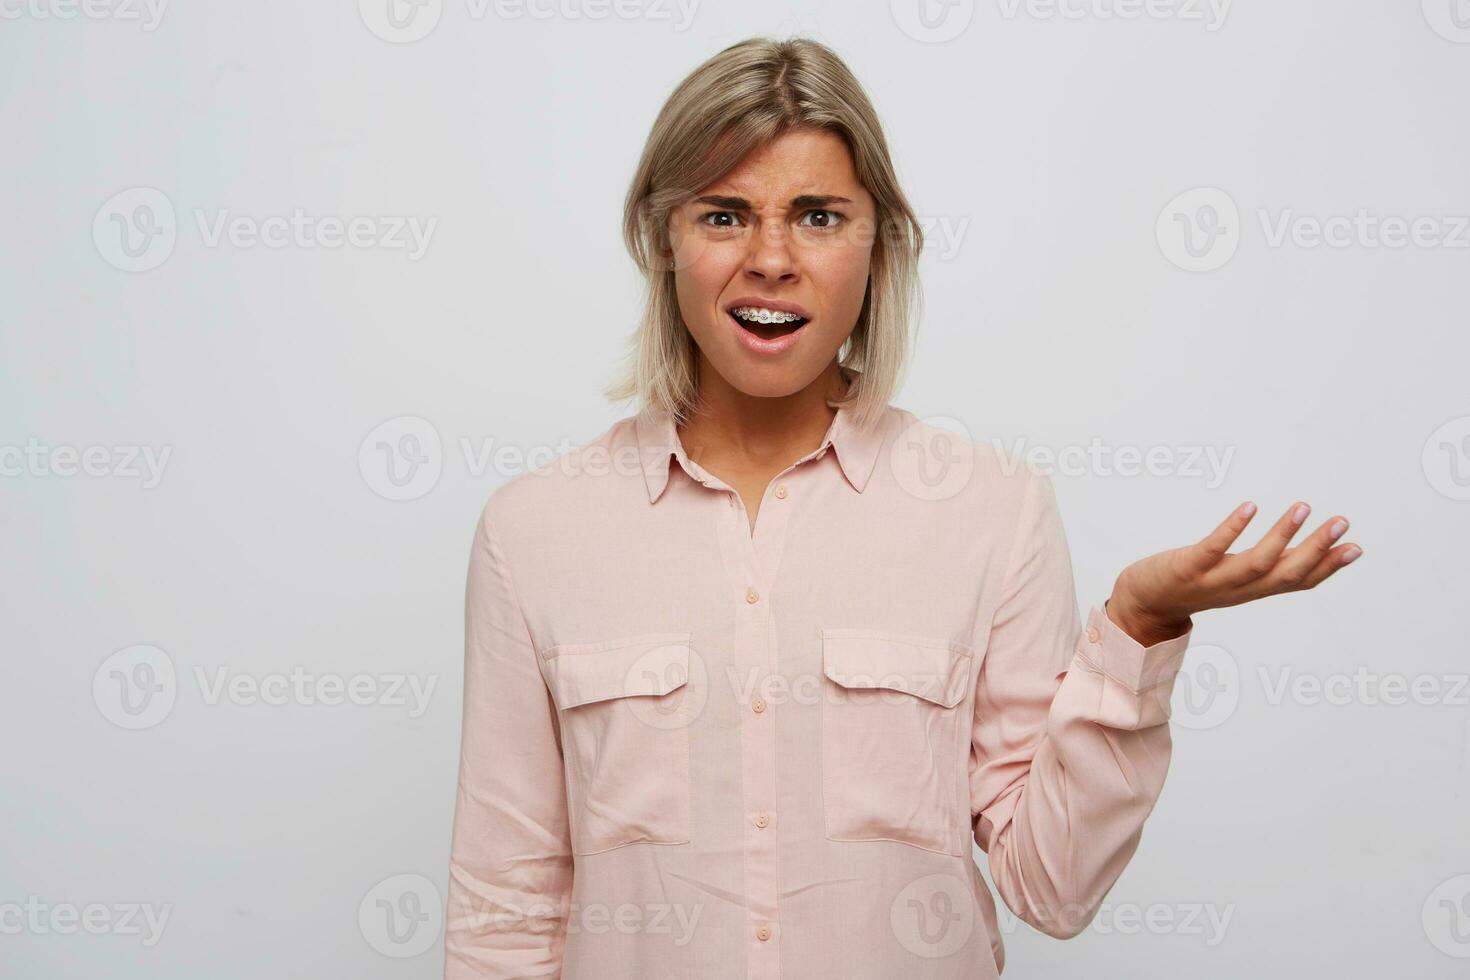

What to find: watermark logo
left=94, top=187, right=176, bottom=272
left=1157, top=186, right=1239, bottom=272
left=890, top=873, right=974, bottom=957
left=891, top=0, right=975, bottom=43
left=1423, top=0, right=1470, bottom=43
left=359, top=416, right=443, bottom=501
left=360, top=874, right=443, bottom=958
left=623, top=644, right=708, bottom=730
left=93, top=644, right=178, bottom=730
left=1167, top=642, right=1239, bottom=730
left=1422, top=416, right=1470, bottom=501
left=891, top=415, right=976, bottom=502
left=359, top=0, right=443, bottom=42
left=1423, top=873, right=1470, bottom=957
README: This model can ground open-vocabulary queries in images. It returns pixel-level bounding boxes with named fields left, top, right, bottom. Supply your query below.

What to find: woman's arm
left=968, top=471, right=1193, bottom=939
left=444, top=508, right=573, bottom=979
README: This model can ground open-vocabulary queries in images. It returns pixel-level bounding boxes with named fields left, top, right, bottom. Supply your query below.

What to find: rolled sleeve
left=444, top=505, right=573, bottom=979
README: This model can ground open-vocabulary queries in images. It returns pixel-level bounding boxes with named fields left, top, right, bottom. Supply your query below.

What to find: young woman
left=443, top=36, right=1361, bottom=980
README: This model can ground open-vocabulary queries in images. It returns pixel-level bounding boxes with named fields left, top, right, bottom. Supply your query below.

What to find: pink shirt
left=444, top=401, right=1194, bottom=979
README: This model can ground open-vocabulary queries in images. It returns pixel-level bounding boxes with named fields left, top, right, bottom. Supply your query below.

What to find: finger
left=1291, top=538, right=1363, bottom=591
left=1199, top=537, right=1364, bottom=611
left=1206, top=501, right=1314, bottom=589
left=1185, top=501, right=1259, bottom=575
left=1264, top=514, right=1351, bottom=592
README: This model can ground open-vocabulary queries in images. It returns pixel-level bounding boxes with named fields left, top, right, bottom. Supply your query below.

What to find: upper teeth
left=732, top=306, right=804, bottom=324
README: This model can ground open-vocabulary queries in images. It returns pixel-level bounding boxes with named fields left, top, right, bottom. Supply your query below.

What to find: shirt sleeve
left=444, top=506, right=574, bottom=978
left=968, top=470, right=1194, bottom=940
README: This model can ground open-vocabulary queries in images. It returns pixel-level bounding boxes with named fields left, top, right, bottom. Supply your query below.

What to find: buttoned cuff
left=1077, top=604, right=1193, bottom=695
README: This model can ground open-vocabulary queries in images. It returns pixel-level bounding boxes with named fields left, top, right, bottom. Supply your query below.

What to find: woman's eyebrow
left=693, top=194, right=853, bottom=210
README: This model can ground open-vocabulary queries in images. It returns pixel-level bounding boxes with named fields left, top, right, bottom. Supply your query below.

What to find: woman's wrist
left=1104, top=589, right=1192, bottom=647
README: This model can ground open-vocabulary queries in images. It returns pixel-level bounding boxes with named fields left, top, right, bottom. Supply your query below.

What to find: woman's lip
left=728, top=311, right=808, bottom=355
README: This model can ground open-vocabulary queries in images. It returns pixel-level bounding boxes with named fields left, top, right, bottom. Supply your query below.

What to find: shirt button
left=1086, top=624, right=1100, bottom=643
left=754, top=812, right=770, bottom=828
left=751, top=696, right=766, bottom=714
left=774, top=484, right=787, bottom=499
left=745, top=588, right=759, bottom=604
left=756, top=925, right=772, bottom=942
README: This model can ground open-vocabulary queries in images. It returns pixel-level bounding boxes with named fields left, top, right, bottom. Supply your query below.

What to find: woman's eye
left=799, top=209, right=843, bottom=229
left=700, top=211, right=743, bottom=228
left=698, top=209, right=844, bottom=231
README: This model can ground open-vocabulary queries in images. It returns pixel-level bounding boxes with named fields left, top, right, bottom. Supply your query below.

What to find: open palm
left=1110, top=501, right=1363, bottom=640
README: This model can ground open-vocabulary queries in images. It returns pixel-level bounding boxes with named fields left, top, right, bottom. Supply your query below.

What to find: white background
left=3, top=0, right=1468, bottom=976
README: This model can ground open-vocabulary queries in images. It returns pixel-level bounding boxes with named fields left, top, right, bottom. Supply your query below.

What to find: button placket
left=722, top=468, right=804, bottom=979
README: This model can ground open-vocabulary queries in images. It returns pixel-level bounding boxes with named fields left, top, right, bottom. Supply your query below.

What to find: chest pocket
left=820, top=627, right=978, bottom=856
left=541, top=632, right=697, bottom=855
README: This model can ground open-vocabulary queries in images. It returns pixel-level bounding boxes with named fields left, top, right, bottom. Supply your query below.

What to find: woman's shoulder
left=475, top=412, right=645, bottom=531
left=882, top=403, right=1040, bottom=506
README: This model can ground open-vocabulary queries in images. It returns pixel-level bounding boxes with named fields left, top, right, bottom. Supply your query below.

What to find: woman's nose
left=742, top=224, right=798, bottom=279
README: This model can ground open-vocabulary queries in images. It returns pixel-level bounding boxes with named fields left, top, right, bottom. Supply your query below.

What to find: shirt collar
left=634, top=400, right=886, bottom=504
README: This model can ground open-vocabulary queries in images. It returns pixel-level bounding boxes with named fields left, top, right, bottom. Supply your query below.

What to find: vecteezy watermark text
left=94, top=188, right=437, bottom=272
left=358, top=0, right=701, bottom=43
left=93, top=645, right=439, bottom=729
left=995, top=0, right=1231, bottom=30
left=0, top=439, right=171, bottom=488
left=0, top=897, right=172, bottom=947
left=0, top=0, right=168, bottom=30
left=1158, top=186, right=1470, bottom=271
left=990, top=435, right=1235, bottom=487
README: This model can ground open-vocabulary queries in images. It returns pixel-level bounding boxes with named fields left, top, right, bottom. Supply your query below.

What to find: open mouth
left=726, top=307, right=810, bottom=341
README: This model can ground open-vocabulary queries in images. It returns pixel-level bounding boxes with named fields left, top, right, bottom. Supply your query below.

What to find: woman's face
left=668, top=127, right=877, bottom=400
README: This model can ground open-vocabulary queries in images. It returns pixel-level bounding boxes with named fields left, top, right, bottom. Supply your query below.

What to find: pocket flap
left=821, top=629, right=974, bottom=708
left=542, top=632, right=692, bottom=709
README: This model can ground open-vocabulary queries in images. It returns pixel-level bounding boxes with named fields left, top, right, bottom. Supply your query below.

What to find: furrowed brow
left=693, top=194, right=853, bottom=210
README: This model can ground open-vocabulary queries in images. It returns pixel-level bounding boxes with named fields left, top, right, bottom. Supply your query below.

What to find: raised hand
left=1106, top=501, right=1363, bottom=647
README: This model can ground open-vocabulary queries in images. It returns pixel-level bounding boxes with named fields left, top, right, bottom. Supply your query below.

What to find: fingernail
left=1329, top=518, right=1348, bottom=539
left=1341, top=545, right=1361, bottom=562
left=1240, top=501, right=1256, bottom=518
left=1291, top=503, right=1310, bottom=525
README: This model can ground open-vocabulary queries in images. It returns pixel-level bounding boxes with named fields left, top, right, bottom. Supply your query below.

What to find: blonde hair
left=605, top=35, right=925, bottom=430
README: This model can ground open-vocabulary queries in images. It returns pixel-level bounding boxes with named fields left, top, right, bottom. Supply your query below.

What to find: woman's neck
left=676, top=362, right=848, bottom=476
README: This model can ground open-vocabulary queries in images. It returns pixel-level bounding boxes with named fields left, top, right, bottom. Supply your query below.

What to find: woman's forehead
left=695, top=147, right=866, bottom=207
